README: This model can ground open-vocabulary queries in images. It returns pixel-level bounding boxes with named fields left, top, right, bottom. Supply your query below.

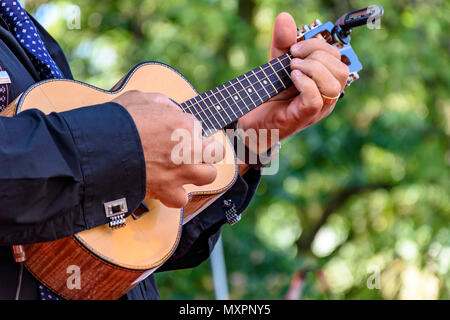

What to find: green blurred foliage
left=28, top=0, right=449, bottom=299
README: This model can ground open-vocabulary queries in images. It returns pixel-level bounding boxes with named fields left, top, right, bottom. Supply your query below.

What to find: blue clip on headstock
left=296, top=6, right=383, bottom=88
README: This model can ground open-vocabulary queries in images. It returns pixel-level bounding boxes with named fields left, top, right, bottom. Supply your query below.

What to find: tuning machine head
left=296, top=19, right=323, bottom=40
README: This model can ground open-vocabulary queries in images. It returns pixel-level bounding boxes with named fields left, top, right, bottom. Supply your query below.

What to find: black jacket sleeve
left=0, top=102, right=146, bottom=245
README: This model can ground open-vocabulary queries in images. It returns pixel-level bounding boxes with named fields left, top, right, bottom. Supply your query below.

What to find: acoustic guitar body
left=2, top=62, right=238, bottom=299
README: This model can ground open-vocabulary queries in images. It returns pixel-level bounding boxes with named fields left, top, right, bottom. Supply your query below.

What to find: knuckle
left=308, top=95, right=324, bottom=111
left=177, top=194, right=189, bottom=207
left=170, top=192, right=188, bottom=208
left=290, top=58, right=302, bottom=68
left=128, top=89, right=141, bottom=95
left=303, top=77, right=316, bottom=91
left=125, top=89, right=143, bottom=100
left=203, top=165, right=218, bottom=183
left=339, top=64, right=350, bottom=81
left=326, top=43, right=340, bottom=57
left=273, top=112, right=290, bottom=127
left=152, top=93, right=169, bottom=104
left=303, top=58, right=319, bottom=71
left=327, top=81, right=342, bottom=96
left=306, top=38, right=320, bottom=46
left=176, top=116, right=195, bottom=131
left=301, top=106, right=319, bottom=118
left=309, top=50, right=324, bottom=60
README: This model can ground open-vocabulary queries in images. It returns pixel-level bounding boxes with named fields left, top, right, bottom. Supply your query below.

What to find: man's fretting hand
left=239, top=12, right=350, bottom=148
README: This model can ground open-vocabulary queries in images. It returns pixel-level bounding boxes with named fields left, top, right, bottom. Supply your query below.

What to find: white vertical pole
left=210, top=235, right=229, bottom=300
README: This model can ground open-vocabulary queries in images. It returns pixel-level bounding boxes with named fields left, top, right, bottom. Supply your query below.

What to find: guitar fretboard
left=180, top=53, right=293, bottom=136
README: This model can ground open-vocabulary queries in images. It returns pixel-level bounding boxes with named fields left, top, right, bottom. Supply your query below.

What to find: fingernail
left=291, top=69, right=302, bottom=78
left=290, top=42, right=302, bottom=55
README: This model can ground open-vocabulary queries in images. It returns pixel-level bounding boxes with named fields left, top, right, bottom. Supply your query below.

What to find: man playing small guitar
left=0, top=2, right=349, bottom=300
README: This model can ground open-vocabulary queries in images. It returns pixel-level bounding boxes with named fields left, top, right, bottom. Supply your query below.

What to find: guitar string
left=183, top=56, right=293, bottom=131
left=181, top=61, right=291, bottom=131
left=193, top=70, right=292, bottom=134
left=182, top=54, right=292, bottom=119
left=182, top=55, right=293, bottom=130
left=203, top=70, right=292, bottom=136
left=182, top=56, right=293, bottom=130
left=186, top=60, right=292, bottom=125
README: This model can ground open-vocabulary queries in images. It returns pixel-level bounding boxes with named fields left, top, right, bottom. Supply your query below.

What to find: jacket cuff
left=60, top=102, right=146, bottom=229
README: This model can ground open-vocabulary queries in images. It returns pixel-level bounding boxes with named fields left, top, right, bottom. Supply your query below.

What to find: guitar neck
left=180, top=53, right=293, bottom=136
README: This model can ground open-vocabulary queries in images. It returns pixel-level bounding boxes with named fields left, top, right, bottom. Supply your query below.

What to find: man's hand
left=238, top=12, right=349, bottom=148
left=113, top=91, right=224, bottom=208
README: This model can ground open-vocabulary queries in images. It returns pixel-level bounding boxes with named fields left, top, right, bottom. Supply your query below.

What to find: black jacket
left=0, top=14, right=261, bottom=299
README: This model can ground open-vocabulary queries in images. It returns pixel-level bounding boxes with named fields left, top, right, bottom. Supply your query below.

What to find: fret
left=194, top=95, right=221, bottom=130
left=181, top=54, right=295, bottom=136
left=268, top=61, right=286, bottom=90
left=180, top=99, right=194, bottom=114
left=235, top=77, right=258, bottom=110
left=277, top=55, right=292, bottom=79
left=205, top=89, right=234, bottom=124
left=241, top=73, right=263, bottom=106
left=201, top=91, right=230, bottom=125
left=257, top=64, right=279, bottom=96
left=249, top=70, right=270, bottom=101
left=200, top=93, right=227, bottom=129
left=273, top=56, right=293, bottom=87
left=211, top=87, right=235, bottom=122
left=219, top=83, right=245, bottom=119
left=221, top=83, right=242, bottom=116
left=261, top=62, right=287, bottom=94
left=227, top=79, right=250, bottom=113
left=184, top=99, right=220, bottom=134
left=183, top=99, right=206, bottom=124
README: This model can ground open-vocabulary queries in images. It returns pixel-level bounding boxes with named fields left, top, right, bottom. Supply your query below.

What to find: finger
left=181, top=164, right=217, bottom=186
left=320, top=102, right=337, bottom=120
left=290, top=58, right=342, bottom=98
left=202, top=137, right=225, bottom=164
left=146, top=92, right=182, bottom=112
left=190, top=133, right=218, bottom=165
left=270, top=12, right=297, bottom=59
left=308, top=50, right=349, bottom=89
left=289, top=69, right=323, bottom=120
left=161, top=187, right=188, bottom=208
left=290, top=38, right=340, bottom=60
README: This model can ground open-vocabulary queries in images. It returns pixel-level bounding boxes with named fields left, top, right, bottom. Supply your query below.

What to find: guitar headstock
left=295, top=6, right=384, bottom=89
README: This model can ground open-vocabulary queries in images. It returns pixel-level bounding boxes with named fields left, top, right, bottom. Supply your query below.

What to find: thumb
left=270, top=12, right=298, bottom=60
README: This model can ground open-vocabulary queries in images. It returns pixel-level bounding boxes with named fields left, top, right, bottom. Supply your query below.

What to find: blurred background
left=26, top=0, right=449, bottom=299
